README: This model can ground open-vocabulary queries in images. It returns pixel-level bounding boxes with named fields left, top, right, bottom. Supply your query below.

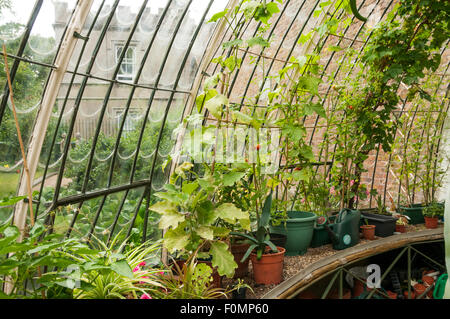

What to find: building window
left=115, top=45, right=136, bottom=82
left=114, top=107, right=140, bottom=132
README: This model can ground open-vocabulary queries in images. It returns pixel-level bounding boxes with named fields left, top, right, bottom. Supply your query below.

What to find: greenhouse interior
left=0, top=0, right=449, bottom=301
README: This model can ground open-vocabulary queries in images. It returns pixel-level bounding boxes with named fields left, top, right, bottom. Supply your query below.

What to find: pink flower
left=301, top=198, right=306, bottom=204
left=139, top=276, right=149, bottom=284
left=350, top=180, right=355, bottom=187
left=140, top=293, right=152, bottom=299
left=330, top=186, right=336, bottom=195
left=133, top=266, right=140, bottom=272
left=159, top=271, right=165, bottom=276
left=366, top=190, right=370, bottom=196
left=138, top=261, right=146, bottom=267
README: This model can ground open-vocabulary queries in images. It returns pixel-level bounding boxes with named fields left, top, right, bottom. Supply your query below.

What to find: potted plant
left=422, top=201, right=444, bottom=229
left=230, top=278, right=253, bottom=299
left=395, top=215, right=409, bottom=233
left=360, top=195, right=397, bottom=237
left=360, top=219, right=376, bottom=240
left=231, top=191, right=286, bottom=285
left=149, top=162, right=251, bottom=281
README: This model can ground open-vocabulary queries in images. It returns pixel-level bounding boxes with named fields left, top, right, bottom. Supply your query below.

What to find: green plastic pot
left=397, top=204, right=425, bottom=225
left=270, top=211, right=317, bottom=256
left=311, top=225, right=331, bottom=248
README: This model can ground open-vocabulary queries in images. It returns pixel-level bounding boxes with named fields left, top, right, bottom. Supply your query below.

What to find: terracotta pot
left=403, top=290, right=415, bottom=299
left=422, top=275, right=435, bottom=298
left=422, top=275, right=435, bottom=286
left=395, top=224, right=406, bottom=233
left=413, top=283, right=428, bottom=298
left=424, top=216, right=438, bottom=229
left=352, top=279, right=366, bottom=298
left=360, top=225, right=376, bottom=240
left=230, top=242, right=250, bottom=279
left=387, top=290, right=398, bottom=299
left=250, top=246, right=286, bottom=285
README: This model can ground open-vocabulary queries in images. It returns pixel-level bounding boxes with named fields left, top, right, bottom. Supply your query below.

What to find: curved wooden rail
left=262, top=228, right=444, bottom=299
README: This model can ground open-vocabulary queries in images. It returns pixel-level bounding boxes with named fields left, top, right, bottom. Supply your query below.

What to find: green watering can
left=324, top=209, right=361, bottom=250
left=433, top=274, right=448, bottom=299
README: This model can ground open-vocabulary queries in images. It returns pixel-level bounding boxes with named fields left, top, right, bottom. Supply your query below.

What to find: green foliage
left=149, top=162, right=250, bottom=278
left=327, top=0, right=449, bottom=209
left=151, top=255, right=227, bottom=299
left=230, top=192, right=278, bottom=261
left=422, top=201, right=444, bottom=218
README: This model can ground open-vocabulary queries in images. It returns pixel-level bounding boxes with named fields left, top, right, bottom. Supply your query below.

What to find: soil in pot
left=250, top=246, right=286, bottom=285
left=230, top=241, right=251, bottom=279
left=424, top=216, right=438, bottom=229
left=360, top=225, right=376, bottom=240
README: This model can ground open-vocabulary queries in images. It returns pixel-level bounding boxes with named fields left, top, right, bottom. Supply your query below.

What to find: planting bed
left=223, top=223, right=438, bottom=299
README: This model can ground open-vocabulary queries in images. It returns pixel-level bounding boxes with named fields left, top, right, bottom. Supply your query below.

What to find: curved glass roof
left=0, top=0, right=448, bottom=243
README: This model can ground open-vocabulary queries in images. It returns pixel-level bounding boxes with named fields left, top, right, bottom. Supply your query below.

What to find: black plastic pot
left=232, top=287, right=247, bottom=299
left=360, top=211, right=397, bottom=237
left=269, top=233, right=287, bottom=248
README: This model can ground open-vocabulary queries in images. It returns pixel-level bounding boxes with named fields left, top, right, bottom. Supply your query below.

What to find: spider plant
left=61, top=232, right=166, bottom=299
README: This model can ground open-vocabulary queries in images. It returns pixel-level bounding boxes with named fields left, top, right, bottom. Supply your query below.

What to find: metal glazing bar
left=38, top=0, right=108, bottom=226
left=0, top=0, right=43, bottom=125
left=84, top=0, right=152, bottom=240
left=101, top=0, right=175, bottom=241
left=125, top=0, right=201, bottom=239
left=140, top=0, right=215, bottom=242
left=51, top=0, right=121, bottom=209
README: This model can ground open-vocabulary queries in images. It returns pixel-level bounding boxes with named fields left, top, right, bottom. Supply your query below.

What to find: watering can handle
left=337, top=208, right=352, bottom=223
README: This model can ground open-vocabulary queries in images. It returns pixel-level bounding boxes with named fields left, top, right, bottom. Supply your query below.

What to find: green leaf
left=222, top=171, right=246, bottom=187
left=212, top=226, right=231, bottom=237
left=196, top=89, right=218, bottom=112
left=208, top=9, right=228, bottom=23
left=182, top=181, right=199, bottom=195
left=111, top=259, right=134, bottom=278
left=259, top=191, right=273, bottom=228
left=246, top=36, right=270, bottom=48
left=209, top=241, right=237, bottom=278
left=204, top=93, right=228, bottom=119
left=197, top=201, right=216, bottom=225
left=150, top=201, right=185, bottom=230
left=297, top=76, right=322, bottom=95
left=214, top=203, right=249, bottom=224
left=0, top=195, right=27, bottom=207
left=195, top=226, right=214, bottom=240
left=222, top=39, right=243, bottom=49
left=164, top=225, right=190, bottom=253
